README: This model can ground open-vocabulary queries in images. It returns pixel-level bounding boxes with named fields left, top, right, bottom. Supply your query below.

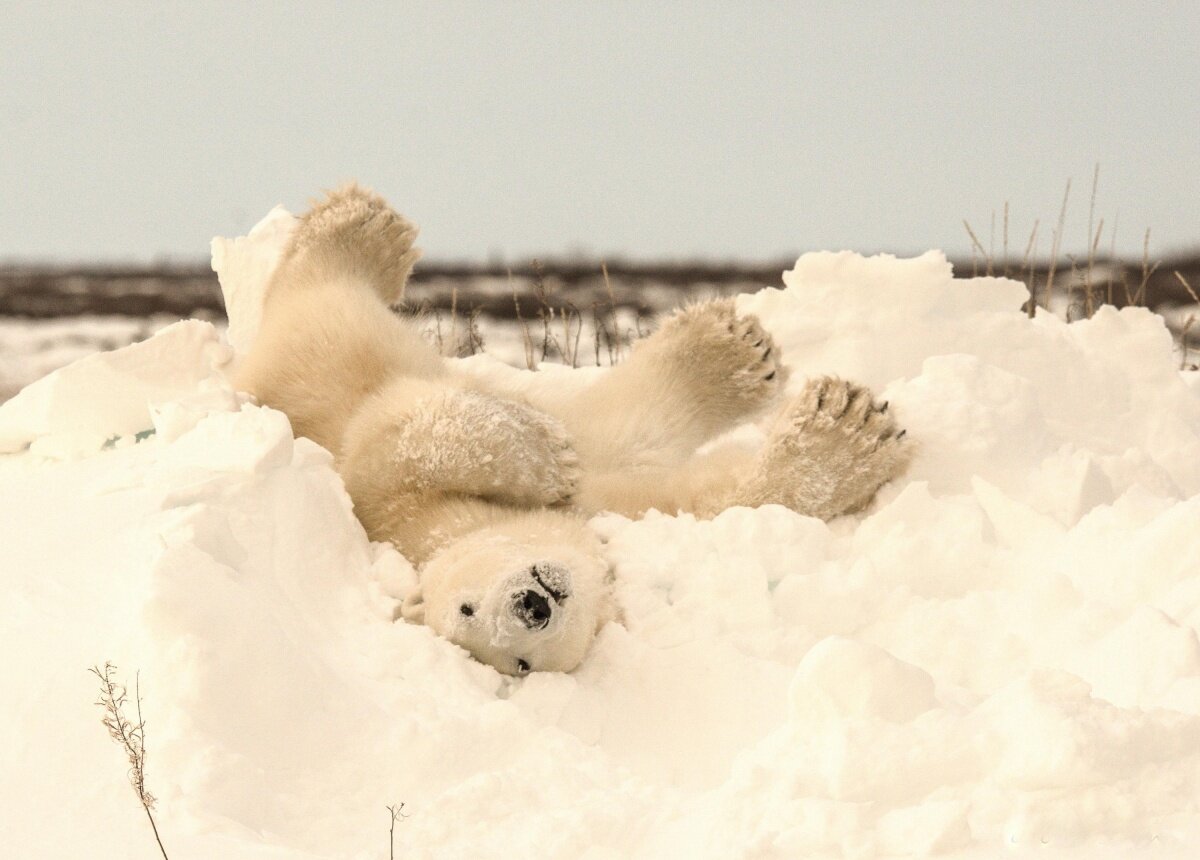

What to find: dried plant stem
left=1002, top=201, right=1010, bottom=278
left=1022, top=219, right=1040, bottom=318
left=510, top=270, right=536, bottom=370
left=90, top=663, right=168, bottom=860
left=387, top=803, right=409, bottom=860
left=1181, top=316, right=1196, bottom=371
left=602, top=262, right=622, bottom=364
left=1044, top=179, right=1072, bottom=311
left=1133, top=229, right=1159, bottom=307
left=962, top=220, right=989, bottom=273
left=1084, top=164, right=1100, bottom=316
left=1174, top=270, right=1200, bottom=306
left=988, top=209, right=996, bottom=276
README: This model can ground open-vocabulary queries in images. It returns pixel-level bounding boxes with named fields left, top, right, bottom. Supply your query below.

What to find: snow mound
left=3, top=215, right=1200, bottom=858
left=0, top=320, right=236, bottom=457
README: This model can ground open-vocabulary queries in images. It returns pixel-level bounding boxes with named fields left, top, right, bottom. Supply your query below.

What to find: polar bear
left=236, top=184, right=911, bottom=675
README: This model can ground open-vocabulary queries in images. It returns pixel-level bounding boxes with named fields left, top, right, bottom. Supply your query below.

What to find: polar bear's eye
left=459, top=603, right=475, bottom=617
left=516, top=659, right=531, bottom=675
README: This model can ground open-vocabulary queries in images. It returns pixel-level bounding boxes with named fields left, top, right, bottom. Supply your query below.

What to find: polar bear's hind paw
left=289, top=182, right=421, bottom=304
left=653, top=297, right=787, bottom=419
left=742, top=376, right=913, bottom=519
left=786, top=376, right=904, bottom=450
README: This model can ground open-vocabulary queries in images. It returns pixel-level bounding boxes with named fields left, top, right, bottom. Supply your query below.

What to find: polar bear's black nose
left=517, top=590, right=552, bottom=629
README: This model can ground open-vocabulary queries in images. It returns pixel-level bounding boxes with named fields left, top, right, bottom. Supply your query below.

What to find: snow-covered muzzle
left=509, top=562, right=571, bottom=630
left=404, top=526, right=614, bottom=676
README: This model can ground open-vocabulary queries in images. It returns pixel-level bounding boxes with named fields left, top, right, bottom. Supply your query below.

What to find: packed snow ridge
left=2, top=208, right=1200, bottom=859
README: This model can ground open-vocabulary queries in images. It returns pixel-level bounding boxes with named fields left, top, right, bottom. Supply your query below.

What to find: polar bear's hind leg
left=238, top=184, right=436, bottom=452
left=273, top=182, right=421, bottom=305
left=557, top=298, right=786, bottom=475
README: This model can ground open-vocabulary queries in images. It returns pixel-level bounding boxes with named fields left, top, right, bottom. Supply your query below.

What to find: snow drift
left=2, top=212, right=1199, bottom=859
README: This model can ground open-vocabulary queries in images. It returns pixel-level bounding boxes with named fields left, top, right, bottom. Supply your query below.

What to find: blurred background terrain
left=2, top=247, right=1198, bottom=402
left=3, top=2, right=1197, bottom=397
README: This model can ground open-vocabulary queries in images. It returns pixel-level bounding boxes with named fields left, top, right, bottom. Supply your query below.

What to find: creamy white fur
left=236, top=184, right=911, bottom=675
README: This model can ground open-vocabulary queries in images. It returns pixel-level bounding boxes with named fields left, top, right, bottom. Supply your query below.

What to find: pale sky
left=2, top=2, right=1197, bottom=263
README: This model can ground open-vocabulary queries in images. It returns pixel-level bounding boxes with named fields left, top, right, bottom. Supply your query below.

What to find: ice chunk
left=210, top=204, right=298, bottom=357
left=0, top=320, right=233, bottom=456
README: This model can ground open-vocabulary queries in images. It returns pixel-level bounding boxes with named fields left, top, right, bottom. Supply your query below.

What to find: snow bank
left=3, top=215, right=1200, bottom=858
left=0, top=320, right=237, bottom=457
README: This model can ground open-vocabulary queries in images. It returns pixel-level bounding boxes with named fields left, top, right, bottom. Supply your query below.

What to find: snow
left=0, top=314, right=183, bottom=402
left=2, top=212, right=1200, bottom=859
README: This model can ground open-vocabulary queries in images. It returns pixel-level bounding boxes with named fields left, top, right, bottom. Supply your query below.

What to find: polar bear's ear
left=399, top=587, right=425, bottom=624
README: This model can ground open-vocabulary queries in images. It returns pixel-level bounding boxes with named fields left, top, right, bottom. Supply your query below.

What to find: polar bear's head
left=400, top=520, right=616, bottom=675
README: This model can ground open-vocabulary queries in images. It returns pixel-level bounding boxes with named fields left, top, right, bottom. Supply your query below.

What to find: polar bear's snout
left=510, top=562, right=571, bottom=630
left=514, top=589, right=553, bottom=629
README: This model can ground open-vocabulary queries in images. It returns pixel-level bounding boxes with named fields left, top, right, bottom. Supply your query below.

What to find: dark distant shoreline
left=1, top=255, right=1197, bottom=330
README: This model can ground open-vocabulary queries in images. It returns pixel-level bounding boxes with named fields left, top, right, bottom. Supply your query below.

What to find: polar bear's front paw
left=288, top=183, right=421, bottom=303
left=505, top=405, right=582, bottom=507
left=647, top=297, right=787, bottom=423
left=463, top=395, right=581, bottom=507
left=742, top=376, right=912, bottom=519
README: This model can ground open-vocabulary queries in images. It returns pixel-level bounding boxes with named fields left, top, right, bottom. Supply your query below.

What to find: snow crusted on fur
left=1, top=212, right=1199, bottom=858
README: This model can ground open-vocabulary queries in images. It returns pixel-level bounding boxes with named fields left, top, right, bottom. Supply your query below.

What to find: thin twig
left=963, top=220, right=989, bottom=274
left=1045, top=179, right=1072, bottom=312
left=90, top=663, right=169, bottom=860
left=1002, top=201, right=1010, bottom=278
left=1084, top=164, right=1099, bottom=316
left=1181, top=315, right=1196, bottom=372
left=1174, top=270, right=1200, bottom=305
left=1133, top=229, right=1159, bottom=306
left=510, top=270, right=535, bottom=370
left=387, top=803, right=409, bottom=860
left=1022, top=219, right=1040, bottom=318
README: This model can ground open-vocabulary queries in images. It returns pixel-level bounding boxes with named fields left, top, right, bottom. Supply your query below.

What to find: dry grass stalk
left=531, top=259, right=555, bottom=361
left=90, top=662, right=168, bottom=859
left=962, top=220, right=989, bottom=275
left=1174, top=270, right=1200, bottom=305
left=387, top=803, right=409, bottom=860
left=1132, top=229, right=1159, bottom=307
left=988, top=209, right=996, bottom=277
left=1108, top=209, right=1121, bottom=306
left=1181, top=315, right=1196, bottom=371
left=510, top=270, right=536, bottom=370
left=1022, top=220, right=1041, bottom=318
left=1002, top=202, right=1010, bottom=278
left=1084, top=165, right=1100, bottom=317
left=1175, top=272, right=1200, bottom=371
left=601, top=262, right=623, bottom=365
left=1044, top=179, right=1072, bottom=311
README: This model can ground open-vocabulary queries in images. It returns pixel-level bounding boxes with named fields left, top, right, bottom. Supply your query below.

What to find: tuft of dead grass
left=90, top=662, right=168, bottom=859
left=964, top=168, right=1198, bottom=364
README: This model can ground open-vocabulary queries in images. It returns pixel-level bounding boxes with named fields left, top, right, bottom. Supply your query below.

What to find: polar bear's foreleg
left=339, top=378, right=581, bottom=560
left=554, top=298, right=785, bottom=471
left=575, top=443, right=753, bottom=518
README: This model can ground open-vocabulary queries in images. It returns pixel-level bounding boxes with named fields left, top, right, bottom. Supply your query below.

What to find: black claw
left=879, top=401, right=889, bottom=413
left=896, top=429, right=907, bottom=440
left=765, top=370, right=776, bottom=381
left=762, top=346, right=772, bottom=360
left=753, top=338, right=764, bottom=348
